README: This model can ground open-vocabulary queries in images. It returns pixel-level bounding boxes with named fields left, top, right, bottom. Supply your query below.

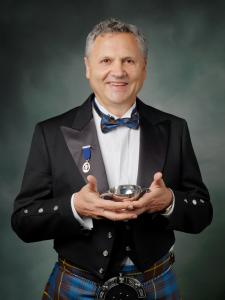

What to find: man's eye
left=101, top=58, right=111, bottom=64
left=126, top=59, right=134, bottom=64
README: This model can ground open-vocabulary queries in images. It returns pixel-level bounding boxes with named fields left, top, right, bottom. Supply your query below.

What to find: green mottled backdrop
left=1, top=0, right=225, bottom=299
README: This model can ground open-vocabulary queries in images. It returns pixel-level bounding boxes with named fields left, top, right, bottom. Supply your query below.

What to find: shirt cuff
left=71, top=193, right=93, bottom=230
left=161, top=188, right=175, bottom=217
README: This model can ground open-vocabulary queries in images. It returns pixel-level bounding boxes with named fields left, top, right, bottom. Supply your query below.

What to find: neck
left=96, top=99, right=136, bottom=118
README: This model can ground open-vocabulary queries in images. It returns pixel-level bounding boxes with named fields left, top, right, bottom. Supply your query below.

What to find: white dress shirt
left=93, top=99, right=140, bottom=188
left=71, top=98, right=174, bottom=264
left=71, top=99, right=140, bottom=229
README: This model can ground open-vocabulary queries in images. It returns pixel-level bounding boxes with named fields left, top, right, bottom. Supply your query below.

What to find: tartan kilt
left=42, top=257, right=180, bottom=300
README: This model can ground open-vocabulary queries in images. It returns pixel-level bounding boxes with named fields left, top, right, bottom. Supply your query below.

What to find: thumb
left=87, top=175, right=98, bottom=192
left=150, top=172, right=165, bottom=189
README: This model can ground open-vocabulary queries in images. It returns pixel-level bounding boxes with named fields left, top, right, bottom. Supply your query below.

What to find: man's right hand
left=73, top=175, right=137, bottom=221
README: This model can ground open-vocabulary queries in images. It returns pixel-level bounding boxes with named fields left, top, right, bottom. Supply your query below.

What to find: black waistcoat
left=105, top=221, right=140, bottom=277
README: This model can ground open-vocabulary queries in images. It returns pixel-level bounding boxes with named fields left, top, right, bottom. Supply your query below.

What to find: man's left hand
left=131, top=172, right=173, bottom=215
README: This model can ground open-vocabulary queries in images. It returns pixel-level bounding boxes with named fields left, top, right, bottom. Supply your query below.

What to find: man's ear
left=143, top=59, right=147, bottom=80
left=84, top=57, right=90, bottom=79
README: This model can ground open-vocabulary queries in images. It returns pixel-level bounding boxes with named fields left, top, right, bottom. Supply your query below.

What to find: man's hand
left=132, top=172, right=173, bottom=215
left=74, top=175, right=137, bottom=221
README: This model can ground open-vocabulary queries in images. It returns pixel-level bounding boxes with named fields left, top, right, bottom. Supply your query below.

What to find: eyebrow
left=122, top=56, right=135, bottom=61
left=99, top=56, right=136, bottom=61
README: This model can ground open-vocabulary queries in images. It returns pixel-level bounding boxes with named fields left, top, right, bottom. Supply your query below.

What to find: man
left=12, top=18, right=213, bottom=299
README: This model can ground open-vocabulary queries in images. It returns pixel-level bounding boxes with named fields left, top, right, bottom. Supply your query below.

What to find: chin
left=107, top=94, right=131, bottom=105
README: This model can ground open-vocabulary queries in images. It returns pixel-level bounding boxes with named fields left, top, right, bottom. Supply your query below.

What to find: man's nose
left=111, top=61, right=126, bottom=78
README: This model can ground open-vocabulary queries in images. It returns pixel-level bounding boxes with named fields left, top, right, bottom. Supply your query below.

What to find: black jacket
left=11, top=94, right=213, bottom=279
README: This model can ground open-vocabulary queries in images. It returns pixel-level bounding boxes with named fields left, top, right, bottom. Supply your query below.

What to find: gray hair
left=85, top=18, right=148, bottom=60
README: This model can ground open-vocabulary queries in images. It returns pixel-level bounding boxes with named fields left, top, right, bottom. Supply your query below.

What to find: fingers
left=76, top=179, right=136, bottom=220
left=150, top=172, right=165, bottom=189
left=131, top=187, right=163, bottom=209
left=154, top=172, right=162, bottom=182
left=131, top=192, right=150, bottom=209
left=87, top=175, right=98, bottom=192
left=100, top=210, right=137, bottom=221
left=96, top=198, right=134, bottom=211
left=80, top=174, right=170, bottom=219
left=131, top=186, right=173, bottom=214
left=88, top=197, right=136, bottom=221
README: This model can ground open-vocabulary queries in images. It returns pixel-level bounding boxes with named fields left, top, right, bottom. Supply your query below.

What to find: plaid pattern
left=93, top=100, right=139, bottom=133
left=42, top=254, right=180, bottom=299
left=42, top=263, right=97, bottom=300
left=119, top=252, right=175, bottom=283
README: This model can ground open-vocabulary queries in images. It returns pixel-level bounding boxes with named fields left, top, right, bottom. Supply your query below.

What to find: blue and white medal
left=82, top=145, right=91, bottom=173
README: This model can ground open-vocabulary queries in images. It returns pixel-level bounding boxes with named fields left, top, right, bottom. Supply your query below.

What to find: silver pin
left=82, top=161, right=90, bottom=173
left=82, top=145, right=91, bottom=173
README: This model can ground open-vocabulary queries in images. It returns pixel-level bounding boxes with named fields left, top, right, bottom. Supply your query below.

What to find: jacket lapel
left=60, top=95, right=109, bottom=194
left=137, top=100, right=170, bottom=188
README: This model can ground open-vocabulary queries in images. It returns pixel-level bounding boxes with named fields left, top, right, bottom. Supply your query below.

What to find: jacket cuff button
left=125, top=246, right=131, bottom=252
left=107, top=232, right=112, bottom=239
left=102, top=250, right=109, bottom=257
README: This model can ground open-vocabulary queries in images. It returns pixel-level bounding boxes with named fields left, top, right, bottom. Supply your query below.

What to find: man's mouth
left=107, top=82, right=128, bottom=86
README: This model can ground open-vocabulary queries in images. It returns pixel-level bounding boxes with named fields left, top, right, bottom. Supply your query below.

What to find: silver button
left=38, top=208, right=44, bottom=213
left=184, top=199, right=188, bottom=203
left=107, top=232, right=112, bottom=239
left=192, top=199, right=197, bottom=205
left=99, top=267, right=104, bottom=274
left=200, top=199, right=205, bottom=203
left=125, top=246, right=131, bottom=252
left=53, top=205, right=59, bottom=211
left=102, top=250, right=109, bottom=257
left=24, top=209, right=28, bottom=214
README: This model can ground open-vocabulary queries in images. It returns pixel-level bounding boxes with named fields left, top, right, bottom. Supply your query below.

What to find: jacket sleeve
left=165, top=120, right=213, bottom=233
left=11, top=123, right=86, bottom=243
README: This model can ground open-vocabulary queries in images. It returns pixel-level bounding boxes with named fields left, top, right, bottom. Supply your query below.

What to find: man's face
left=84, top=33, right=147, bottom=110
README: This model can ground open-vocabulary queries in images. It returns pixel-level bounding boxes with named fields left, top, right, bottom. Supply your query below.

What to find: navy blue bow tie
left=93, top=100, right=139, bottom=133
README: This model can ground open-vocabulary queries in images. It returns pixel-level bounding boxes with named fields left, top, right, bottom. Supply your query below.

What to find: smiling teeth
left=110, top=83, right=127, bottom=85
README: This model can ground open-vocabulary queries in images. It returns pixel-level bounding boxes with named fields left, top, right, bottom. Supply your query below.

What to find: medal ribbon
left=82, top=145, right=91, bottom=173
left=82, top=145, right=91, bottom=161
